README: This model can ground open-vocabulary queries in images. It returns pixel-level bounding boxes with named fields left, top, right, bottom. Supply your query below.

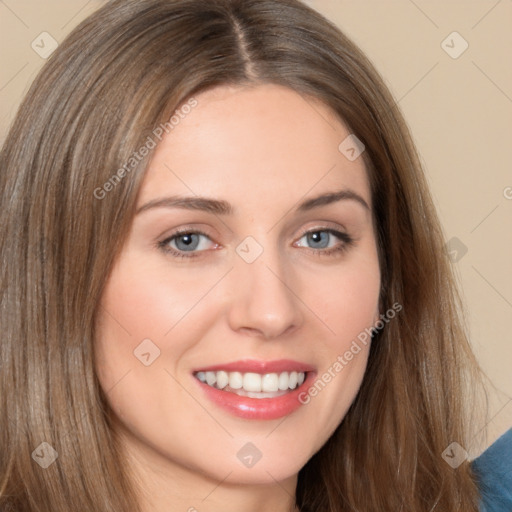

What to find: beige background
left=1, top=0, right=511, bottom=450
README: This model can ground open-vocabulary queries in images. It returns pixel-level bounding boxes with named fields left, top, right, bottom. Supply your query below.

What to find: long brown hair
left=0, top=0, right=485, bottom=510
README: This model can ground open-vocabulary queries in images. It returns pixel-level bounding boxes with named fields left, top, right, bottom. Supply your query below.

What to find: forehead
left=137, top=83, right=371, bottom=213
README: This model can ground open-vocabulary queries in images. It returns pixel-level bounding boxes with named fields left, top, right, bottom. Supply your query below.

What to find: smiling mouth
left=194, top=370, right=307, bottom=399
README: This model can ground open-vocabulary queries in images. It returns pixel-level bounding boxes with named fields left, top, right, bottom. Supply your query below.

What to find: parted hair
left=0, top=0, right=484, bottom=510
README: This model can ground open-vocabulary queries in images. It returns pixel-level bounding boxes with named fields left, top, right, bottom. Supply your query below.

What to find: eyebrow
left=135, top=188, right=370, bottom=216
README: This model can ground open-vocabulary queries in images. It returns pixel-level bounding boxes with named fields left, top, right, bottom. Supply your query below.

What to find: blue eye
left=159, top=230, right=215, bottom=258
left=158, top=227, right=354, bottom=259
left=302, top=231, right=331, bottom=249
left=173, top=232, right=201, bottom=251
left=295, top=229, right=353, bottom=255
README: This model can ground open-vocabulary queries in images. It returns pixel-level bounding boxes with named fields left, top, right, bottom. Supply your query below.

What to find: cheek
left=294, top=248, right=380, bottom=445
left=93, top=260, right=184, bottom=401
left=98, top=264, right=197, bottom=340
left=95, top=255, right=226, bottom=361
left=326, top=269, right=379, bottom=342
left=305, top=250, right=381, bottom=346
left=93, top=255, right=230, bottom=422
left=92, top=260, right=215, bottom=445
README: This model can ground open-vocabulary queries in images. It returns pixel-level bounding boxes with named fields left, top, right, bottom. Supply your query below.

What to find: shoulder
left=471, top=428, right=512, bottom=512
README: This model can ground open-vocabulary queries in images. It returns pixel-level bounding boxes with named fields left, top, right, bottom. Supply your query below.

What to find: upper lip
left=193, top=359, right=315, bottom=374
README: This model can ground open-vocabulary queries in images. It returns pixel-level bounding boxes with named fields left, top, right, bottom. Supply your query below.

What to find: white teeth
left=278, top=372, right=289, bottom=391
left=289, top=371, right=298, bottom=389
left=196, top=370, right=307, bottom=394
left=243, top=372, right=262, bottom=392
left=216, top=370, right=229, bottom=389
left=261, top=373, right=279, bottom=392
left=205, top=371, right=216, bottom=387
left=229, top=371, right=243, bottom=389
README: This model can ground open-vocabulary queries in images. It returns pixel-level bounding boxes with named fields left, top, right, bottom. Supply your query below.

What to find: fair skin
left=95, top=83, right=381, bottom=512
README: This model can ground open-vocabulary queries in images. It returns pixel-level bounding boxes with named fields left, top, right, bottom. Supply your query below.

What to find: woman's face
left=95, top=84, right=380, bottom=488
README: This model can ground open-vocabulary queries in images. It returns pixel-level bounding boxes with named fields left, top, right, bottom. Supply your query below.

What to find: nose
left=226, top=247, right=304, bottom=340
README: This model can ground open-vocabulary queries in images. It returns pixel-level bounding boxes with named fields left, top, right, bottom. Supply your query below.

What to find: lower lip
left=194, top=372, right=316, bottom=420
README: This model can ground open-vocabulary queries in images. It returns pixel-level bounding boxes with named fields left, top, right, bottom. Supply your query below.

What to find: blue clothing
left=472, top=428, right=512, bottom=512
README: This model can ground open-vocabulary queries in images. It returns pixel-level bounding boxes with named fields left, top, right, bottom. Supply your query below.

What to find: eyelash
left=157, top=227, right=355, bottom=259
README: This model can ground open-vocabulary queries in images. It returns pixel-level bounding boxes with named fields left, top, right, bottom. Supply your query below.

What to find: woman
left=0, top=0, right=510, bottom=510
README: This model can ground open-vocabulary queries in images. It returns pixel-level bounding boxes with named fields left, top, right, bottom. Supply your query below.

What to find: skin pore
left=94, top=84, right=381, bottom=512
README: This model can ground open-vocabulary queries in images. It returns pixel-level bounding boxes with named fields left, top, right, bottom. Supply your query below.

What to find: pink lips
left=193, top=358, right=315, bottom=374
left=193, top=359, right=316, bottom=420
